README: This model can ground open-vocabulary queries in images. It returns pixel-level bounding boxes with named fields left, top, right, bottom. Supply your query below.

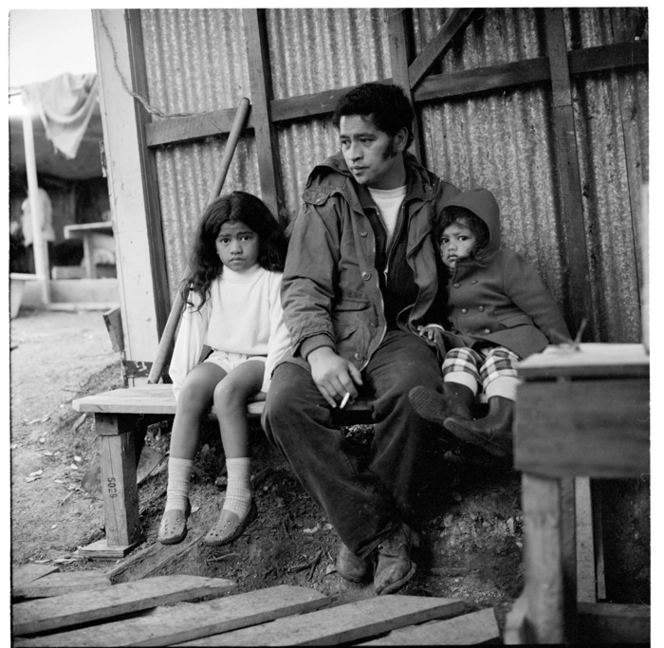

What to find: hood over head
left=441, top=188, right=501, bottom=253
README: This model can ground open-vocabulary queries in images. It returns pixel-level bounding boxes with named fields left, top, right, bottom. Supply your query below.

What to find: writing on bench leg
left=96, top=414, right=141, bottom=547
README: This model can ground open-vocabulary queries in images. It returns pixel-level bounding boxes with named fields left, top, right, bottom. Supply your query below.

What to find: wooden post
left=20, top=103, right=51, bottom=305
left=386, top=8, right=422, bottom=162
left=125, top=9, right=172, bottom=338
left=544, top=8, right=594, bottom=339
left=243, top=8, right=286, bottom=223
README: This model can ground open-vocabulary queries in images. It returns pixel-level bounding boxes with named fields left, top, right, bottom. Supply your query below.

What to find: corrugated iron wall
left=138, top=7, right=647, bottom=343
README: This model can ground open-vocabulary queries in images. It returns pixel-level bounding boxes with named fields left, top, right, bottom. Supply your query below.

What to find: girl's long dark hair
left=435, top=206, right=490, bottom=267
left=182, top=191, right=288, bottom=310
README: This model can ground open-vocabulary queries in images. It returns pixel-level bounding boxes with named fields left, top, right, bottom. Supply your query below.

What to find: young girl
left=159, top=191, right=290, bottom=546
left=409, top=188, right=571, bottom=457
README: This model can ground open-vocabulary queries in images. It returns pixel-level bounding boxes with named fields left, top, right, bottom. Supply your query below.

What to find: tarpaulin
left=21, top=72, right=99, bottom=160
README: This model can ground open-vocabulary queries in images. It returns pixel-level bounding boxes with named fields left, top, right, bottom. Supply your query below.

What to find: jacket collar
left=306, top=151, right=435, bottom=209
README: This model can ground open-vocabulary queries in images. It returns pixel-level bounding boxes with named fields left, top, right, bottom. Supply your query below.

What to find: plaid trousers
left=442, top=346, right=521, bottom=392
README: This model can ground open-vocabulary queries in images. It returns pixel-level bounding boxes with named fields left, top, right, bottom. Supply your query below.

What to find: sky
left=8, top=10, right=97, bottom=88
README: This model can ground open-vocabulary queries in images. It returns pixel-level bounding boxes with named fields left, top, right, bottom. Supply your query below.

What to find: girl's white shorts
left=203, top=350, right=266, bottom=375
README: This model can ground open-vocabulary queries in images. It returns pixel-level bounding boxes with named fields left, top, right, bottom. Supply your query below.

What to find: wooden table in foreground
left=504, top=343, right=650, bottom=644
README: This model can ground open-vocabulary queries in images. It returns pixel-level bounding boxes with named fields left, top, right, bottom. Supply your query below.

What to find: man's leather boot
left=409, top=382, right=474, bottom=426
left=373, top=522, right=419, bottom=595
left=444, top=396, right=514, bottom=457
left=336, top=541, right=370, bottom=582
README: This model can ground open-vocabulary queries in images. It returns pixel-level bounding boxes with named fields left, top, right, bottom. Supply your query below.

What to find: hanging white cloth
left=21, top=72, right=99, bottom=160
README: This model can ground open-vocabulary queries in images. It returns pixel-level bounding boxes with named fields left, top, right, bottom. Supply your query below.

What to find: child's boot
left=409, top=382, right=474, bottom=426
left=444, top=396, right=514, bottom=457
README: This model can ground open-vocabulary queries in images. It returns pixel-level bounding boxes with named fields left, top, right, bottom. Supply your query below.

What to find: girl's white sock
left=223, top=457, right=252, bottom=518
left=165, top=457, right=194, bottom=512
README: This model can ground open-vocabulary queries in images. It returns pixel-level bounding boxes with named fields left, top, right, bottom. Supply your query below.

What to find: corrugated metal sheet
left=137, top=7, right=647, bottom=342
left=266, top=8, right=392, bottom=216
left=140, top=9, right=258, bottom=294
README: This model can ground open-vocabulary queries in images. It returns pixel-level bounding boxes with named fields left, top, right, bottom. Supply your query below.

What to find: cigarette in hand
left=340, top=392, right=351, bottom=409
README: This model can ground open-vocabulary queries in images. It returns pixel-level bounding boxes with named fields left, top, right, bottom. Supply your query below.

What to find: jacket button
left=360, top=230, right=368, bottom=237
left=472, top=280, right=478, bottom=284
left=484, top=328, right=490, bottom=334
left=461, top=308, right=468, bottom=314
left=453, top=283, right=460, bottom=288
left=362, top=272, right=371, bottom=281
left=354, top=352, right=362, bottom=361
left=478, top=306, right=485, bottom=312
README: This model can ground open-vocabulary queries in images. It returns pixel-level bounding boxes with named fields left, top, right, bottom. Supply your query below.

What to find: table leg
left=96, top=414, right=141, bottom=547
left=82, top=234, right=96, bottom=279
left=505, top=473, right=577, bottom=644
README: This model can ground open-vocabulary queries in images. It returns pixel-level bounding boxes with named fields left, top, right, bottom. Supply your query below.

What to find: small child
left=159, top=191, right=290, bottom=546
left=409, top=188, right=571, bottom=457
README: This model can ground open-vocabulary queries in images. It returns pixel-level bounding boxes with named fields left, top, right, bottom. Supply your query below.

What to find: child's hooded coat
left=437, top=188, right=571, bottom=359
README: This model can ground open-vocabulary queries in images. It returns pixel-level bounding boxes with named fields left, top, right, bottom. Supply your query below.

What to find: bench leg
left=95, top=414, right=141, bottom=549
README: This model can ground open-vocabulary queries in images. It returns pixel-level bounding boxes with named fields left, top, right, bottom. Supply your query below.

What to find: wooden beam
left=143, top=41, right=647, bottom=148
left=386, top=8, right=422, bottom=161
left=544, top=8, right=594, bottom=338
left=243, top=9, right=285, bottom=222
left=416, top=57, right=550, bottom=103
left=125, top=9, right=171, bottom=336
left=146, top=108, right=255, bottom=147
left=408, top=8, right=477, bottom=90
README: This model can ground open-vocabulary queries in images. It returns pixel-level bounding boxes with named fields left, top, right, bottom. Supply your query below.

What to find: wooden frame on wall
left=124, top=8, right=647, bottom=339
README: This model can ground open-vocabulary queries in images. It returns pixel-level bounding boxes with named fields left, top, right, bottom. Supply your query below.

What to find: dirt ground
left=9, top=307, right=650, bottom=629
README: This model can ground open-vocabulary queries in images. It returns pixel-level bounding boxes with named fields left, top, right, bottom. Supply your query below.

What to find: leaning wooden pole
left=147, top=97, right=251, bottom=384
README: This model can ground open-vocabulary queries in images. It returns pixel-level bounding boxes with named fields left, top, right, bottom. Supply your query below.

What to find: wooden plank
left=515, top=343, right=649, bottom=380
left=146, top=108, right=255, bottom=147
left=416, top=57, right=550, bottom=103
left=408, top=9, right=477, bottom=89
left=575, top=477, right=596, bottom=603
left=143, top=39, right=647, bottom=149
left=103, top=307, right=124, bottom=354
left=98, top=418, right=140, bottom=546
left=358, top=606, right=498, bottom=645
left=74, top=538, right=138, bottom=560
left=386, top=8, right=422, bottom=161
left=12, top=565, right=60, bottom=594
left=15, top=585, right=329, bottom=647
left=514, top=379, right=650, bottom=478
left=545, top=8, right=593, bottom=338
left=12, top=572, right=111, bottom=600
left=12, top=575, right=235, bottom=636
left=569, top=40, right=648, bottom=76
left=577, top=602, right=650, bottom=645
left=243, top=9, right=285, bottom=222
left=72, top=385, right=370, bottom=420
left=125, top=9, right=171, bottom=338
left=174, top=595, right=465, bottom=646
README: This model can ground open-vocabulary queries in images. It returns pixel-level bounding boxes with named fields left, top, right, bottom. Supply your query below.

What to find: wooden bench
left=72, top=384, right=373, bottom=556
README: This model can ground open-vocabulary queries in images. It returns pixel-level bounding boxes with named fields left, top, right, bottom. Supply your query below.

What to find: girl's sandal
left=158, top=500, right=191, bottom=545
left=202, top=500, right=257, bottom=547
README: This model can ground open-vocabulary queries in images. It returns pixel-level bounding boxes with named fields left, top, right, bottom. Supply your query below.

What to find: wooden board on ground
left=175, top=595, right=466, bottom=646
left=74, top=538, right=139, bottom=560
left=358, top=607, right=499, bottom=645
left=12, top=575, right=235, bottom=636
left=15, top=585, right=329, bottom=647
left=12, top=565, right=60, bottom=595
left=12, top=571, right=111, bottom=599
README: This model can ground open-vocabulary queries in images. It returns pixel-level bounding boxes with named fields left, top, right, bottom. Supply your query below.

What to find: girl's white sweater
left=169, top=265, right=290, bottom=400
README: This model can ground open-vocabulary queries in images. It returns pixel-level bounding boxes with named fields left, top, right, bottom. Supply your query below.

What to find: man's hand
left=307, top=346, right=363, bottom=409
left=417, top=323, right=445, bottom=342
